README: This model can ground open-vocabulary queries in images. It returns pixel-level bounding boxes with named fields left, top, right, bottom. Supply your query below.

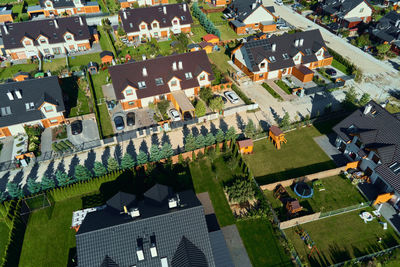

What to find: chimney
left=129, top=208, right=140, bottom=218
left=172, top=61, right=177, bottom=71
left=136, top=239, right=145, bottom=261
left=294, top=39, right=299, bottom=47
left=142, top=67, right=148, bottom=76
left=6, top=91, right=14, bottom=100
left=123, top=10, right=127, bottom=20
left=252, top=3, right=257, bottom=9
left=183, top=3, right=186, bottom=12
left=3, top=25, right=8, bottom=35
left=163, top=6, right=167, bottom=14
left=15, top=90, right=22, bottom=99
left=178, top=61, right=183, bottom=70
left=54, top=19, right=58, bottom=29
left=150, top=235, right=158, bottom=258
left=142, top=54, right=146, bottom=61
left=363, top=103, right=372, bottom=115
left=79, top=16, right=83, bottom=26
left=299, top=38, right=304, bottom=46
left=271, top=43, right=276, bottom=52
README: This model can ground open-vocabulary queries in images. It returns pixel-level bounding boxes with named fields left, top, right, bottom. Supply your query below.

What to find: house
left=224, top=0, right=277, bottom=34
left=320, top=0, right=373, bottom=29
left=203, top=33, right=220, bottom=44
left=100, top=50, right=114, bottom=64
left=332, top=101, right=400, bottom=206
left=188, top=43, right=201, bottom=51
left=204, top=0, right=232, bottom=7
left=119, top=3, right=192, bottom=42
left=119, top=0, right=168, bottom=8
left=370, top=11, right=400, bottom=54
left=27, top=0, right=100, bottom=18
left=0, top=76, right=65, bottom=138
left=199, top=41, right=215, bottom=53
left=1, top=17, right=93, bottom=60
left=237, top=139, right=254, bottom=154
left=87, top=61, right=99, bottom=74
left=108, top=50, right=214, bottom=115
left=75, top=184, right=234, bottom=267
left=0, top=7, right=12, bottom=23
left=231, top=29, right=333, bottom=82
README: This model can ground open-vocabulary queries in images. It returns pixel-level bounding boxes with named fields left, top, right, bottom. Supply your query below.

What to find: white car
left=224, top=91, right=239, bottom=104
left=169, top=109, right=181, bottom=121
left=275, top=0, right=283, bottom=5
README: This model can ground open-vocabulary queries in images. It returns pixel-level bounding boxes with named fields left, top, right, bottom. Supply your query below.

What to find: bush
left=232, top=84, right=253, bottom=105
left=224, top=176, right=255, bottom=204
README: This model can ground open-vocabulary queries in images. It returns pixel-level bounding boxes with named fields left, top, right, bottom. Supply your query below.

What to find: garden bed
left=262, top=83, right=283, bottom=100
left=52, top=125, right=67, bottom=141
left=274, top=80, right=292, bottom=95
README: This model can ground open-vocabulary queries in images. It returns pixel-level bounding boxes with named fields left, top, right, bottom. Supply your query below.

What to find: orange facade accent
left=101, top=55, right=113, bottom=64
left=0, top=127, right=11, bottom=138
left=84, top=5, right=100, bottom=13
left=261, top=23, right=276, bottom=33
left=10, top=52, right=19, bottom=60
left=373, top=193, right=394, bottom=206
left=292, top=66, right=314, bottom=83
left=13, top=74, right=29, bottom=82
left=121, top=100, right=142, bottom=110
left=180, top=27, right=191, bottom=33
left=120, top=2, right=131, bottom=8
left=161, top=31, right=168, bottom=38
left=41, top=116, right=65, bottom=128
left=78, top=42, right=91, bottom=50
left=0, top=14, right=13, bottom=23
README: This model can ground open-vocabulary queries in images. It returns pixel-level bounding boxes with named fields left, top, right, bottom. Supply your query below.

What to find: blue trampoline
left=294, top=182, right=314, bottom=198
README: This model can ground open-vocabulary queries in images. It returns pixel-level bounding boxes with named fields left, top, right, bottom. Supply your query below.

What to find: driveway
left=67, top=119, right=100, bottom=145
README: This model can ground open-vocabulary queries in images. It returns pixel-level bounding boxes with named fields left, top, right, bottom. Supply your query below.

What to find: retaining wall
left=279, top=212, right=321, bottom=229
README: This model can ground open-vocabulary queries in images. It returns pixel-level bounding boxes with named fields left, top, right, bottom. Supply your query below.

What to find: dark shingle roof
left=76, top=188, right=216, bottom=267
left=100, top=50, right=114, bottom=58
left=322, top=0, right=370, bottom=18
left=1, top=17, right=91, bottom=50
left=371, top=11, right=400, bottom=44
left=226, top=0, right=275, bottom=22
left=106, top=192, right=137, bottom=213
left=208, top=231, right=235, bottom=267
left=39, top=0, right=77, bottom=8
left=120, top=4, right=193, bottom=33
left=0, top=76, right=65, bottom=128
left=100, top=255, right=119, bottom=267
left=240, top=29, right=329, bottom=72
left=108, top=51, right=214, bottom=100
left=333, top=101, right=400, bottom=193
left=144, top=183, right=172, bottom=205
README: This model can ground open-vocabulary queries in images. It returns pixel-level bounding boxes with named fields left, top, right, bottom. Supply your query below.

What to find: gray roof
left=333, top=101, right=400, bottom=193
left=239, top=29, right=330, bottom=72
left=120, top=4, right=193, bottom=33
left=76, top=187, right=216, bottom=267
left=322, top=0, right=371, bottom=18
left=1, top=17, right=91, bottom=50
left=209, top=231, right=235, bottom=267
left=0, top=76, right=65, bottom=128
left=371, top=11, right=400, bottom=44
left=226, top=0, right=275, bottom=22
left=27, top=5, right=42, bottom=12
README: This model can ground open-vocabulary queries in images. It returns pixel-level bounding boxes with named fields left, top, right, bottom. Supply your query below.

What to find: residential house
left=320, top=0, right=373, bottom=29
left=0, top=7, right=12, bottom=23
left=119, top=0, right=168, bottom=9
left=1, top=17, right=93, bottom=60
left=231, top=29, right=333, bottom=82
left=370, top=11, right=400, bottom=54
left=75, top=184, right=234, bottom=267
left=333, top=101, right=400, bottom=206
left=0, top=76, right=65, bottom=138
left=119, top=3, right=192, bottom=42
left=224, top=0, right=277, bottom=34
left=108, top=50, right=214, bottom=115
left=204, top=0, right=232, bottom=7
left=27, top=0, right=100, bottom=17
left=199, top=41, right=215, bottom=53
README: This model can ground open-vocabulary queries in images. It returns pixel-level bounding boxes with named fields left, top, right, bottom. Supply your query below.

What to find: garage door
left=16, top=51, right=27, bottom=60
left=268, top=70, right=279, bottom=79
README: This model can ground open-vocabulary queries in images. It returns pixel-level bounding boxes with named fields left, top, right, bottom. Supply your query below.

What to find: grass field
left=262, top=83, right=283, bottom=100
left=207, top=47, right=235, bottom=74
left=265, top=175, right=366, bottom=220
left=274, top=80, right=292, bottom=94
left=0, top=220, right=10, bottom=266
left=42, top=57, right=67, bottom=72
left=285, top=209, right=400, bottom=266
left=332, top=59, right=351, bottom=75
left=60, top=77, right=91, bottom=117
left=237, top=219, right=291, bottom=267
left=0, top=64, right=38, bottom=81
left=191, top=26, right=209, bottom=43
left=244, top=126, right=336, bottom=185
left=69, top=53, right=101, bottom=67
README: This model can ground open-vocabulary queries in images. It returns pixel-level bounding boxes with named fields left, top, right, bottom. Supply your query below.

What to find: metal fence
left=319, top=202, right=370, bottom=218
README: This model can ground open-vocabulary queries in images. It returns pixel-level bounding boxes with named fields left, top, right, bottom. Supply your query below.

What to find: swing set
left=295, top=224, right=320, bottom=258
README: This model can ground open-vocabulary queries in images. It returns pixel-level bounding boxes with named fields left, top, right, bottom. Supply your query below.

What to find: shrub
left=224, top=176, right=255, bottom=204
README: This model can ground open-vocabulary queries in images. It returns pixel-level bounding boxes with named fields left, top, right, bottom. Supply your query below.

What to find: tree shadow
left=126, top=140, right=137, bottom=160
left=328, top=242, right=351, bottom=264
left=151, top=133, right=159, bottom=146
left=161, top=132, right=171, bottom=145
left=270, top=107, right=280, bottom=124
left=388, top=89, right=400, bottom=100
left=27, top=163, right=39, bottom=180
left=12, top=169, right=24, bottom=184
left=182, top=125, right=190, bottom=139
left=56, top=159, right=66, bottom=173
left=200, top=125, right=209, bottom=136
left=84, top=149, right=96, bottom=170
left=68, top=155, right=80, bottom=177
left=101, top=146, right=110, bottom=166
left=114, top=144, right=122, bottom=162
left=44, top=161, right=55, bottom=178
left=236, top=113, right=245, bottom=132
left=0, top=171, right=10, bottom=192
left=210, top=121, right=217, bottom=134
left=219, top=118, right=228, bottom=132
left=139, top=140, right=149, bottom=154
left=259, top=120, right=269, bottom=131
left=191, top=126, right=199, bottom=136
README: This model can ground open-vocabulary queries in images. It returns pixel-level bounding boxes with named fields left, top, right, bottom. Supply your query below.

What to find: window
left=152, top=23, right=158, bottom=28
left=40, top=39, right=46, bottom=44
left=389, top=162, right=400, bottom=175
left=173, top=20, right=178, bottom=25
left=128, top=101, right=135, bottom=105
left=199, top=74, right=206, bottom=81
left=44, top=106, right=54, bottom=112
left=25, top=102, right=34, bottom=111
left=171, top=80, right=177, bottom=86
left=46, top=1, right=51, bottom=7
left=181, top=16, right=186, bottom=21
left=140, top=24, right=146, bottom=30
left=260, top=63, right=265, bottom=68
left=155, top=78, right=164, bottom=85
left=305, top=49, right=312, bottom=55
left=355, top=139, right=362, bottom=148
left=282, top=53, right=289, bottom=60
left=138, top=81, right=146, bottom=89
left=50, top=119, right=58, bottom=124
left=372, top=154, right=380, bottom=164
left=52, top=47, right=61, bottom=55
left=66, top=35, right=72, bottom=41
left=269, top=56, right=276, bottom=62
left=44, top=48, right=50, bottom=54
left=185, top=72, right=192, bottom=79
left=126, top=89, right=133, bottom=95
left=259, top=74, right=263, bottom=78
left=317, top=50, right=322, bottom=56
left=360, top=8, right=364, bottom=12
left=154, top=32, right=159, bottom=37
left=294, top=55, right=299, bottom=61
left=0, top=107, right=11, bottom=116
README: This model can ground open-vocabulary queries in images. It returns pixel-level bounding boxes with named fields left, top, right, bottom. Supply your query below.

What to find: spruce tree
left=93, top=161, right=107, bottom=177
left=121, top=153, right=135, bottom=169
left=150, top=145, right=161, bottom=162
left=27, top=178, right=41, bottom=194
left=225, top=126, right=237, bottom=141
left=215, top=129, right=225, bottom=143
left=195, top=135, right=206, bottom=149
left=161, top=143, right=174, bottom=159
left=6, top=182, right=23, bottom=198
left=41, top=175, right=55, bottom=191
left=184, top=133, right=196, bottom=152
left=205, top=132, right=215, bottom=146
left=75, top=165, right=92, bottom=181
left=137, top=150, right=148, bottom=165
left=107, top=157, right=120, bottom=172
left=244, top=119, right=256, bottom=138
left=56, top=171, right=74, bottom=186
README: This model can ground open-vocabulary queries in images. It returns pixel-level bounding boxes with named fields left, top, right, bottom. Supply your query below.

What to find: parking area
left=215, top=89, right=246, bottom=109
left=111, top=106, right=156, bottom=133
left=67, top=119, right=100, bottom=145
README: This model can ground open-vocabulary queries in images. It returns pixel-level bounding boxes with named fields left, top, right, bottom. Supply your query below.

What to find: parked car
left=169, top=109, right=181, bottom=122
left=325, top=68, right=337, bottom=76
left=224, top=91, right=239, bottom=104
left=114, top=116, right=125, bottom=130
left=126, top=112, right=135, bottom=126
left=71, top=120, right=82, bottom=135
left=275, top=0, right=283, bottom=5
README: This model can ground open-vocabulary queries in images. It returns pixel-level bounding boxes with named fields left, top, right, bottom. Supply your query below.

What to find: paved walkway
left=314, top=134, right=348, bottom=167
left=221, top=225, right=252, bottom=267
left=376, top=203, right=400, bottom=235
left=265, top=79, right=296, bottom=101
left=197, top=192, right=215, bottom=215
left=0, top=137, right=14, bottom=163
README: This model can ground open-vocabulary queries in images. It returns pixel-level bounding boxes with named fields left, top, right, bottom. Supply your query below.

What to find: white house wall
left=243, top=6, right=274, bottom=25
left=184, top=88, right=195, bottom=97
left=344, top=1, right=372, bottom=19
left=267, top=69, right=279, bottom=79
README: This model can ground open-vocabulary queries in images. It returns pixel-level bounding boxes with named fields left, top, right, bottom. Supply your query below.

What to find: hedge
left=327, top=47, right=356, bottom=75
left=231, top=84, right=254, bottom=105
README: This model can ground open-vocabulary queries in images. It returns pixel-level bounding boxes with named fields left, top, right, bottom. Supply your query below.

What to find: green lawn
left=332, top=59, right=351, bottom=75
left=90, top=70, right=114, bottom=138
left=25, top=0, right=40, bottom=5
left=60, top=77, right=91, bottom=117
left=244, top=126, right=336, bottom=185
left=274, top=80, right=292, bottom=94
left=0, top=220, right=10, bottom=266
left=120, top=40, right=173, bottom=59
left=18, top=197, right=81, bottom=267
left=207, top=47, right=235, bottom=74
left=0, top=64, right=38, bottom=81
left=237, top=219, right=292, bottom=267
left=191, top=26, right=208, bottom=43
left=69, top=53, right=101, bottom=68
left=216, top=24, right=238, bottom=41
left=265, top=175, right=366, bottom=220
left=42, top=57, right=67, bottom=72
left=98, top=26, right=116, bottom=56
left=285, top=209, right=400, bottom=266
left=262, top=83, right=283, bottom=100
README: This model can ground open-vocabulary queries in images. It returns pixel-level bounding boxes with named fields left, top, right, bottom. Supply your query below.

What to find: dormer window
left=152, top=23, right=158, bottom=28
left=138, top=81, right=146, bottom=89
left=294, top=55, right=300, bottom=61
left=25, top=102, right=35, bottom=111
left=140, top=24, right=146, bottom=30
left=0, top=107, right=11, bottom=116
left=24, top=40, right=31, bottom=46
left=260, top=63, right=265, bottom=68
left=185, top=72, right=192, bottom=79
left=282, top=53, right=289, bottom=60
left=126, top=89, right=133, bottom=95
left=372, top=154, right=380, bottom=164
left=66, top=35, right=72, bottom=40
left=44, top=106, right=54, bottom=112
left=155, top=78, right=164, bottom=85
left=317, top=50, right=322, bottom=56
left=199, top=74, right=206, bottom=81
left=40, top=39, right=46, bottom=44
left=171, top=80, right=177, bottom=86
left=355, top=138, right=362, bottom=148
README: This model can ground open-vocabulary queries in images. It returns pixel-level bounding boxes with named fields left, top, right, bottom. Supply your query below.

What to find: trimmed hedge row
left=231, top=84, right=254, bottom=105
left=327, top=47, right=356, bottom=75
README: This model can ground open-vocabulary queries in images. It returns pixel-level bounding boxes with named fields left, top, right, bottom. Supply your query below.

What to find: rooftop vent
left=6, top=91, right=13, bottom=100
left=129, top=207, right=140, bottom=218
left=3, top=25, right=8, bottom=35
left=364, top=103, right=372, bottom=115
left=168, top=194, right=180, bottom=209
left=163, top=6, right=167, bottom=15
left=142, top=67, right=148, bottom=77
left=172, top=61, right=177, bottom=71
left=79, top=16, right=83, bottom=26
left=15, top=90, right=22, bottom=99
left=150, top=235, right=158, bottom=258
left=142, top=54, right=146, bottom=61
left=294, top=39, right=299, bottom=47
left=252, top=3, right=257, bottom=9
left=299, top=38, right=304, bottom=46
left=178, top=61, right=183, bottom=70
